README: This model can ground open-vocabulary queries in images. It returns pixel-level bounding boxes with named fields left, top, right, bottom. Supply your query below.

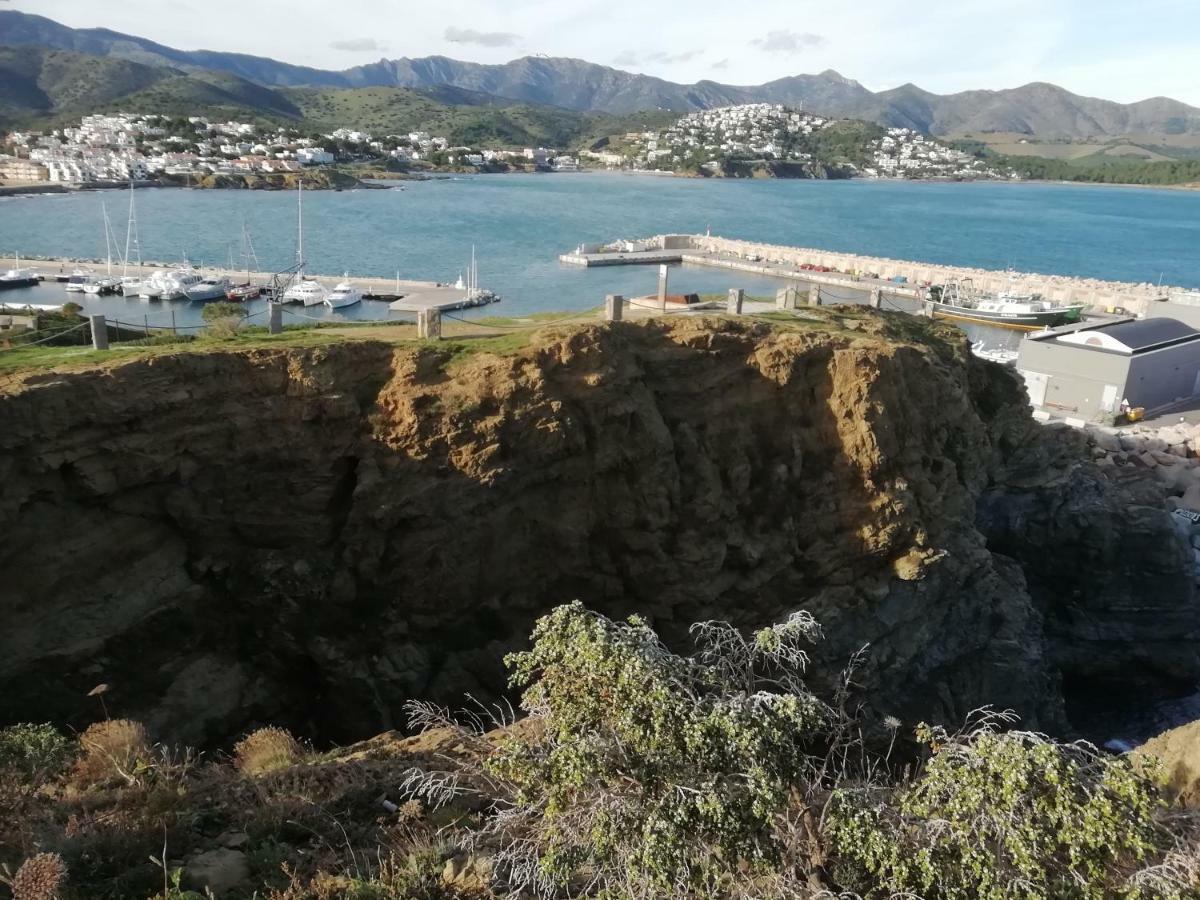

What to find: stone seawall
left=667, top=234, right=1169, bottom=315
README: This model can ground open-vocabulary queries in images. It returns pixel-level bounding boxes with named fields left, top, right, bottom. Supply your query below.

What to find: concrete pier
left=559, top=234, right=1173, bottom=315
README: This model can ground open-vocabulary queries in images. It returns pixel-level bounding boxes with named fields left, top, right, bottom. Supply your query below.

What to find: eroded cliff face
left=1, top=316, right=1195, bottom=746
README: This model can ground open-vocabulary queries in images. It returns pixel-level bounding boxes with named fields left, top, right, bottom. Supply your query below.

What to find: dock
left=1, top=255, right=499, bottom=312
left=560, top=235, right=1173, bottom=314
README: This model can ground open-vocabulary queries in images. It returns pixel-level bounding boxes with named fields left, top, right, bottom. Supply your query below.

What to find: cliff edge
left=1, top=313, right=1194, bottom=745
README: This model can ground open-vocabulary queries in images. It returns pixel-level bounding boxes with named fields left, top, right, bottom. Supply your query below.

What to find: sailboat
left=281, top=180, right=328, bottom=306
left=452, top=246, right=499, bottom=306
left=227, top=221, right=263, bottom=301
left=83, top=204, right=121, bottom=295
left=0, top=252, right=40, bottom=290
left=119, top=182, right=146, bottom=296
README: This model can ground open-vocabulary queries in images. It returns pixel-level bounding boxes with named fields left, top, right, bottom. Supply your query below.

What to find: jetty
left=560, top=235, right=1172, bottom=315
left=1, top=255, right=499, bottom=313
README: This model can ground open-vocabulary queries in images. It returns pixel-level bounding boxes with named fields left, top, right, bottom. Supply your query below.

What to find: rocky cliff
left=1, top=314, right=1195, bottom=746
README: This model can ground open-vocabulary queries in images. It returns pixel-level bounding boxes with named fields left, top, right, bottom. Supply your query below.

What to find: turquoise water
left=1, top=175, right=1198, bottom=331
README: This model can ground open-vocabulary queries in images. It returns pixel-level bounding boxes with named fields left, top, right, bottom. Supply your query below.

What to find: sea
left=1, top=174, right=1198, bottom=349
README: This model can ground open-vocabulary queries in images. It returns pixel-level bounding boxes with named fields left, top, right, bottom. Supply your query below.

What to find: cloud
left=444, top=27, right=521, bottom=48
left=329, top=38, right=386, bottom=52
left=711, top=58, right=730, bottom=70
left=614, top=49, right=705, bottom=67
left=751, top=30, right=827, bottom=54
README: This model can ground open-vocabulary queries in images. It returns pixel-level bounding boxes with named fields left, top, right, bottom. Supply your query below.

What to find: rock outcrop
left=0, top=314, right=1195, bottom=746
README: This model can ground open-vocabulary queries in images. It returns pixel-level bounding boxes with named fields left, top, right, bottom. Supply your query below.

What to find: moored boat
left=64, top=268, right=93, bottom=292
left=928, top=280, right=1084, bottom=331
left=0, top=256, right=40, bottom=290
left=324, top=277, right=362, bottom=309
left=282, top=278, right=328, bottom=307
left=227, top=283, right=262, bottom=301
left=184, top=276, right=232, bottom=302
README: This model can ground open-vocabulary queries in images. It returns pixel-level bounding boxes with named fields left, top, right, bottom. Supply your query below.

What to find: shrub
left=827, top=711, right=1172, bottom=900
left=201, top=301, right=246, bottom=339
left=234, top=727, right=304, bottom=776
left=73, top=719, right=151, bottom=786
left=60, top=302, right=83, bottom=319
left=406, top=602, right=832, bottom=897
left=8, top=852, right=68, bottom=900
left=0, top=724, right=73, bottom=788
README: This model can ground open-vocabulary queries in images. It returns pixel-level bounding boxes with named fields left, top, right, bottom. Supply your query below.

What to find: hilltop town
left=584, top=104, right=1014, bottom=180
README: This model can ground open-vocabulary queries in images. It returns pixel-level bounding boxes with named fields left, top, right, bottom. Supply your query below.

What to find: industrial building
left=1017, top=317, right=1200, bottom=422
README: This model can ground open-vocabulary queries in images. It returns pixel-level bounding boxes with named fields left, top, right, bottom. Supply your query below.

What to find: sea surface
left=1, top=174, right=1198, bottom=346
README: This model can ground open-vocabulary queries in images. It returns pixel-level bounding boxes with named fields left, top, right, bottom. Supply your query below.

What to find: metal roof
left=1095, top=318, right=1199, bottom=351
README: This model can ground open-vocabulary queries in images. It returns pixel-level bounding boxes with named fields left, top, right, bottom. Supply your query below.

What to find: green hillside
left=0, top=46, right=675, bottom=150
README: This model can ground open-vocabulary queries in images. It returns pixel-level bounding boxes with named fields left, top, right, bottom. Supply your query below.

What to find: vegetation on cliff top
left=2, top=603, right=1197, bottom=899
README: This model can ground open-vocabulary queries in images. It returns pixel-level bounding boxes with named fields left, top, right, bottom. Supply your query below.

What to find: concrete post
left=268, top=303, right=282, bottom=335
left=808, top=285, right=821, bottom=307
left=776, top=287, right=794, bottom=310
left=605, top=294, right=624, bottom=322
left=417, top=309, right=442, bottom=339
left=869, top=288, right=882, bottom=309
left=658, top=265, right=669, bottom=310
left=727, top=289, right=744, bottom=315
left=89, top=314, right=108, bottom=350
left=923, top=300, right=935, bottom=318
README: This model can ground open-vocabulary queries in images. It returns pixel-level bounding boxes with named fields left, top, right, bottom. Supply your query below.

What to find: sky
left=10, top=0, right=1200, bottom=105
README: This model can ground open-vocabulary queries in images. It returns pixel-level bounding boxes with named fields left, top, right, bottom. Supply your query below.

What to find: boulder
left=1091, top=430, right=1122, bottom=454
left=1145, top=437, right=1170, bottom=454
left=1119, top=433, right=1144, bottom=453
left=1134, top=720, right=1200, bottom=807
left=184, top=848, right=249, bottom=897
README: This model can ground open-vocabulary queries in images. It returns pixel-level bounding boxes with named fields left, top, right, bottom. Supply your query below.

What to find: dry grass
left=72, top=720, right=151, bottom=787
left=234, top=726, right=305, bottom=776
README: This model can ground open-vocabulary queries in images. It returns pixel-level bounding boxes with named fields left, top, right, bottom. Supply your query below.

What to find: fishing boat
left=325, top=277, right=362, bottom=309
left=227, top=283, right=262, bottom=301
left=0, top=254, right=40, bottom=290
left=927, top=279, right=1084, bottom=331
left=184, top=276, right=232, bottom=301
left=280, top=180, right=329, bottom=306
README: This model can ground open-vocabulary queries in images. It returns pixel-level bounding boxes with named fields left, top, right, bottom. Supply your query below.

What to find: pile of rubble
left=1083, top=421, right=1200, bottom=582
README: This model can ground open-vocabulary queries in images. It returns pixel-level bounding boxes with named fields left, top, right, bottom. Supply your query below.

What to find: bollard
left=89, top=314, right=108, bottom=351
left=658, top=265, right=669, bottom=310
left=268, top=303, right=283, bottom=335
left=869, top=288, right=882, bottom=309
left=808, top=285, right=821, bottom=307
left=605, top=294, right=624, bottom=322
left=727, top=289, right=744, bottom=315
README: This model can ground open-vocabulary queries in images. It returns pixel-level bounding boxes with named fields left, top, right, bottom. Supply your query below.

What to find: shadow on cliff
left=0, top=313, right=1145, bottom=748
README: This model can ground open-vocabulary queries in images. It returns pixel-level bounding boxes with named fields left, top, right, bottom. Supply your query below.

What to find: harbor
left=1, top=255, right=499, bottom=312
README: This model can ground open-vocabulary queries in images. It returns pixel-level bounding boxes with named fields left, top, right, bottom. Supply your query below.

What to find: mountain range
left=3, top=10, right=1199, bottom=139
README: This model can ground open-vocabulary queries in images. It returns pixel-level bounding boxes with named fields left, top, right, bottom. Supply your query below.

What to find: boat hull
left=931, top=302, right=1084, bottom=331
left=0, top=277, right=39, bottom=290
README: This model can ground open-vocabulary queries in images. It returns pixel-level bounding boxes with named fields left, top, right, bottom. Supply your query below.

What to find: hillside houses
left=864, top=127, right=1010, bottom=180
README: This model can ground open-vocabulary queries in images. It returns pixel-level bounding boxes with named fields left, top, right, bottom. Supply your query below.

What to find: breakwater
left=564, top=234, right=1172, bottom=314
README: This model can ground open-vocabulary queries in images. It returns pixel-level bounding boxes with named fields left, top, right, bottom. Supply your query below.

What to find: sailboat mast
left=296, top=179, right=304, bottom=274
left=123, top=183, right=133, bottom=278
left=102, top=202, right=113, bottom=276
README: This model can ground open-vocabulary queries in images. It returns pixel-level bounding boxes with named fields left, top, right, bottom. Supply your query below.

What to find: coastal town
left=0, top=104, right=1011, bottom=188
left=0, top=112, right=580, bottom=186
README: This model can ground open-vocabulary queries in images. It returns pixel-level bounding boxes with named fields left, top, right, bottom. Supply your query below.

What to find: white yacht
left=283, top=278, right=329, bottom=306
left=324, top=278, right=362, bottom=309
left=64, top=267, right=93, bottom=292
left=82, top=276, right=120, bottom=295
left=184, top=276, right=232, bottom=302
left=140, top=267, right=203, bottom=301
